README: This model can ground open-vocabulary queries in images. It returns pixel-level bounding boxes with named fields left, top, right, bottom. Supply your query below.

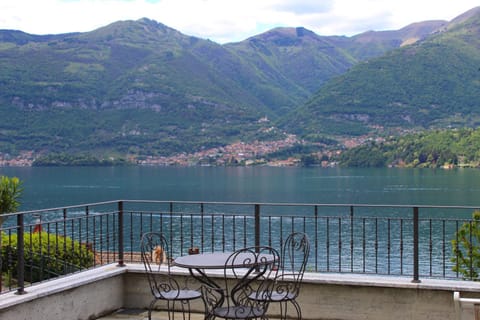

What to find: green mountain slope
left=0, top=19, right=283, bottom=156
left=0, top=19, right=268, bottom=113
left=285, top=7, right=480, bottom=139
left=224, top=24, right=443, bottom=113
left=0, top=9, right=472, bottom=159
left=225, top=27, right=356, bottom=110
left=339, top=128, right=480, bottom=168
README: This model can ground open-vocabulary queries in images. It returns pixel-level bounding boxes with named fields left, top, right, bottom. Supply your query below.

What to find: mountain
left=224, top=27, right=356, bottom=110
left=0, top=9, right=475, bottom=160
left=0, top=19, right=280, bottom=157
left=285, top=7, right=480, bottom=139
left=224, top=23, right=445, bottom=108
left=0, top=19, right=270, bottom=113
left=343, top=20, right=447, bottom=59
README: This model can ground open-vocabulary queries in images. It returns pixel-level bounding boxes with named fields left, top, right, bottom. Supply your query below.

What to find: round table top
left=174, top=252, right=276, bottom=269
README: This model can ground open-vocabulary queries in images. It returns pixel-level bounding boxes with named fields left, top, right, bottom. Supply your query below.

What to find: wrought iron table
left=174, top=251, right=277, bottom=290
left=175, top=249, right=279, bottom=319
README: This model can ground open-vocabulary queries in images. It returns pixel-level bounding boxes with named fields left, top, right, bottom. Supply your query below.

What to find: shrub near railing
left=1, top=231, right=94, bottom=283
left=451, top=210, right=480, bottom=280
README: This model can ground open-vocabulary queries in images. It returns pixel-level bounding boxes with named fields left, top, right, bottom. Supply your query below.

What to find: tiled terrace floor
left=98, top=309, right=205, bottom=320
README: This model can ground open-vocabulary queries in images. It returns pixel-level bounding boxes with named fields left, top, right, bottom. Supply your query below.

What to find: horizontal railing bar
left=8, top=199, right=480, bottom=217
left=122, top=199, right=480, bottom=210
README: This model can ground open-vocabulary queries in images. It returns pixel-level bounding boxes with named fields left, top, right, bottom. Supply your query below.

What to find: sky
left=0, top=0, right=479, bottom=44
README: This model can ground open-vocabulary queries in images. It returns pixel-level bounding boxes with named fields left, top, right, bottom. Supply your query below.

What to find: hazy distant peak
left=399, top=20, right=448, bottom=35
left=81, top=17, right=187, bottom=44
left=96, top=17, right=172, bottom=32
left=448, top=6, right=480, bottom=27
left=352, top=20, right=446, bottom=45
left=249, top=26, right=317, bottom=40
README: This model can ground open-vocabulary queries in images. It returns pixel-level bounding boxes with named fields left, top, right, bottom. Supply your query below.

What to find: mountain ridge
left=0, top=7, right=479, bottom=162
left=285, top=7, right=480, bottom=139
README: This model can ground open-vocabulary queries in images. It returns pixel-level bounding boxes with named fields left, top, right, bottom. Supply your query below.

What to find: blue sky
left=0, top=0, right=478, bottom=43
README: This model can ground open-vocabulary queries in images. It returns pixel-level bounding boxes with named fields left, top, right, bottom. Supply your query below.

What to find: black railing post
left=117, top=201, right=125, bottom=267
left=16, top=213, right=26, bottom=294
left=85, top=206, right=89, bottom=251
left=170, top=202, right=174, bottom=250
left=350, top=206, right=354, bottom=272
left=314, top=205, right=318, bottom=271
left=412, top=206, right=420, bottom=283
left=201, top=203, right=204, bottom=252
left=254, top=204, right=260, bottom=250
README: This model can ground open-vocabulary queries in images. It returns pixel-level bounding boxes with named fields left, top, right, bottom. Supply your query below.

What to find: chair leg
left=167, top=299, right=193, bottom=320
left=180, top=299, right=190, bottom=320
left=279, top=301, right=287, bottom=320
left=278, top=300, right=302, bottom=320
left=179, top=300, right=184, bottom=320
left=167, top=300, right=175, bottom=320
left=290, top=300, right=302, bottom=320
left=148, top=298, right=157, bottom=320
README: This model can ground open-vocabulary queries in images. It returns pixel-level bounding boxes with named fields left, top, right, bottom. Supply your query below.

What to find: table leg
left=188, top=268, right=221, bottom=289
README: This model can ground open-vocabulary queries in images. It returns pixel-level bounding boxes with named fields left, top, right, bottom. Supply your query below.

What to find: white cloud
left=0, top=0, right=478, bottom=43
left=273, top=0, right=334, bottom=15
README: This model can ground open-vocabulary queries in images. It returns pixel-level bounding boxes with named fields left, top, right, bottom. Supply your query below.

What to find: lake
left=2, top=165, right=478, bottom=278
left=0, top=166, right=479, bottom=211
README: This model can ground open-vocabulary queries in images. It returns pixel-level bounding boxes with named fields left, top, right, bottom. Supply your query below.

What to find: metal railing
left=1, top=200, right=479, bottom=295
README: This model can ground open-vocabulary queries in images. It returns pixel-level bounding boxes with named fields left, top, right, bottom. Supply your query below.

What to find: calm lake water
left=0, top=166, right=479, bottom=211
left=2, top=166, right=477, bottom=277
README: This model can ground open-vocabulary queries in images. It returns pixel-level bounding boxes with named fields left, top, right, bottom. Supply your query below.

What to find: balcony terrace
left=1, top=200, right=480, bottom=319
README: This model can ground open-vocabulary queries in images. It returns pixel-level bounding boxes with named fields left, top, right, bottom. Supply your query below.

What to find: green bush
left=451, top=211, right=480, bottom=280
left=1, top=232, right=94, bottom=282
left=0, top=175, right=22, bottom=224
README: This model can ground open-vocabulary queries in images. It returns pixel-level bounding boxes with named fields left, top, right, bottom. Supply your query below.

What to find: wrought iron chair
left=201, top=246, right=280, bottom=320
left=140, top=232, right=202, bottom=320
left=250, top=232, right=310, bottom=319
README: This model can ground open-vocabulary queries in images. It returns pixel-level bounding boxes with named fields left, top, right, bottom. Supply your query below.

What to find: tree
left=300, top=154, right=318, bottom=167
left=451, top=211, right=480, bottom=280
left=0, top=175, right=22, bottom=291
left=0, top=176, right=23, bottom=224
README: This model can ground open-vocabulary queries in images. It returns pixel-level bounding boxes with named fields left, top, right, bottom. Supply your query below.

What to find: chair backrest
left=278, top=232, right=310, bottom=296
left=217, top=246, right=280, bottom=318
left=140, top=232, right=180, bottom=298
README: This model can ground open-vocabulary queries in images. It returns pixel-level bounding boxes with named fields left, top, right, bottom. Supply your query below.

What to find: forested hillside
left=339, top=128, right=480, bottom=168
left=0, top=8, right=478, bottom=164
left=0, top=18, right=400, bottom=158
left=285, top=7, right=480, bottom=139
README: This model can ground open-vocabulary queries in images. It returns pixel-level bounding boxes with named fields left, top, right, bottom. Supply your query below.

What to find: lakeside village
left=0, top=134, right=371, bottom=167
